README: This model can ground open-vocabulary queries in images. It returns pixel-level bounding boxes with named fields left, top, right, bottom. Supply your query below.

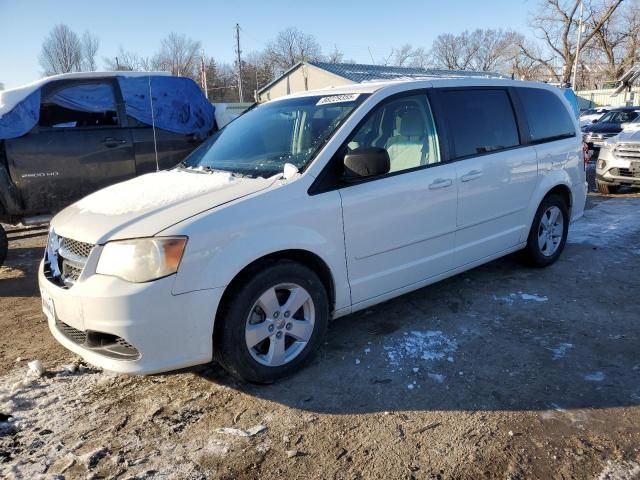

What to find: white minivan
left=39, top=78, right=587, bottom=383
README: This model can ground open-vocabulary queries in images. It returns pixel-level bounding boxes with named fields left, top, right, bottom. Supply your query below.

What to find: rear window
left=517, top=88, right=575, bottom=142
left=441, top=89, right=520, bottom=159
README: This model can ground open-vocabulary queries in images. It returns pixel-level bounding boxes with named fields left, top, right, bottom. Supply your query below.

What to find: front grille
left=59, top=237, right=93, bottom=259
left=618, top=168, right=640, bottom=178
left=55, top=318, right=87, bottom=344
left=614, top=143, right=640, bottom=161
left=46, top=233, right=94, bottom=288
left=586, top=132, right=616, bottom=142
left=61, top=262, right=83, bottom=283
left=54, top=318, right=140, bottom=360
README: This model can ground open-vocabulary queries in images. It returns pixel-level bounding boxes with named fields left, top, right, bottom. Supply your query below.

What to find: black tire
left=0, top=224, right=7, bottom=268
left=520, top=194, right=569, bottom=268
left=596, top=181, right=619, bottom=194
left=214, top=260, right=329, bottom=383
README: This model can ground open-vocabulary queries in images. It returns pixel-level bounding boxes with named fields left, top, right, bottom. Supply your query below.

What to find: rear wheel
left=0, top=225, right=7, bottom=267
left=214, top=260, right=329, bottom=383
left=520, top=194, right=569, bottom=268
left=596, top=181, right=619, bottom=194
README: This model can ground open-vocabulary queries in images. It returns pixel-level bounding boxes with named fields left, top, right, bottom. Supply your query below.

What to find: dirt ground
left=1, top=181, right=639, bottom=479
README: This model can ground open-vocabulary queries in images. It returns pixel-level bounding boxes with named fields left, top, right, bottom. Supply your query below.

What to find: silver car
left=596, top=121, right=640, bottom=194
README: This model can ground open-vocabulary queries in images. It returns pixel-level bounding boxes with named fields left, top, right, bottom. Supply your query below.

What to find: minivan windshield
left=182, top=93, right=367, bottom=178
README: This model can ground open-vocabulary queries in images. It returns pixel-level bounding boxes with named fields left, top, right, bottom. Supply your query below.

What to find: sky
left=0, top=0, right=534, bottom=89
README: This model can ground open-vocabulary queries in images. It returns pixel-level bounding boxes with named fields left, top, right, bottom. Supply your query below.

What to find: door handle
left=428, top=178, right=453, bottom=190
left=103, top=137, right=127, bottom=148
left=460, top=170, right=482, bottom=182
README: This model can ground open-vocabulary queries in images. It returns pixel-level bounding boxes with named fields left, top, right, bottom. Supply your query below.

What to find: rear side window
left=441, top=89, right=519, bottom=158
left=39, top=82, right=119, bottom=129
left=517, top=88, right=575, bottom=142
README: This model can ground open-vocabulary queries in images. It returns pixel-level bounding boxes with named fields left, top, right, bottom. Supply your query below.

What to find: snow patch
left=75, top=170, right=236, bottom=216
left=27, top=360, right=44, bottom=377
left=520, top=293, right=548, bottom=302
left=584, top=371, right=605, bottom=382
left=569, top=198, right=640, bottom=248
left=548, top=343, right=574, bottom=360
left=427, top=373, right=446, bottom=384
left=597, top=460, right=640, bottom=480
left=493, top=292, right=548, bottom=304
left=384, top=330, right=457, bottom=368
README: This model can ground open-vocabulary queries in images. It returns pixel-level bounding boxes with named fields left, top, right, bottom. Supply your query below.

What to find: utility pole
left=571, top=0, right=585, bottom=89
left=200, top=49, right=208, bottom=100
left=235, top=23, right=244, bottom=102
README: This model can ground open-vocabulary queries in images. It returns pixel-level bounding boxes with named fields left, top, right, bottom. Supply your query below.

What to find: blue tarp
left=50, top=83, right=116, bottom=113
left=562, top=88, right=580, bottom=118
left=0, top=90, right=41, bottom=140
left=117, top=76, right=215, bottom=137
left=0, top=75, right=215, bottom=140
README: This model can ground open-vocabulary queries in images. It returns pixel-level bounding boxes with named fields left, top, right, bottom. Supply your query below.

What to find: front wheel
left=520, top=194, right=569, bottom=268
left=0, top=225, right=7, bottom=268
left=214, top=260, right=329, bottom=383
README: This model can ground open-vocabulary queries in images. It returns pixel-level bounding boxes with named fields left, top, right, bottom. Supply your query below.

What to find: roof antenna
left=148, top=75, right=160, bottom=172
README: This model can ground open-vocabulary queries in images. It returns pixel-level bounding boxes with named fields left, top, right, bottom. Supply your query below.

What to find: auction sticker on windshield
left=316, top=94, right=360, bottom=105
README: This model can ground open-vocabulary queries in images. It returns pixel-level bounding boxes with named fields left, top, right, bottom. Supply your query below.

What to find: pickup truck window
left=39, top=83, right=119, bottom=129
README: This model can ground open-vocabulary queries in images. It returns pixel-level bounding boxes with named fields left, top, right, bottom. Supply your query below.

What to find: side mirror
left=592, top=119, right=598, bottom=123
left=343, top=147, right=390, bottom=181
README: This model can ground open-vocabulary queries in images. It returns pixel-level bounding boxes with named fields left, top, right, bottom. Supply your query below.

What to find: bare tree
left=103, top=47, right=152, bottom=71
left=0, top=82, right=4, bottom=91
left=430, top=29, right=519, bottom=73
left=39, top=24, right=82, bottom=75
left=589, top=1, right=640, bottom=82
left=520, top=0, right=624, bottom=84
left=393, top=44, right=418, bottom=67
left=431, top=32, right=475, bottom=70
left=265, top=27, right=322, bottom=72
left=153, top=32, right=202, bottom=78
left=81, top=31, right=100, bottom=71
left=326, top=45, right=344, bottom=64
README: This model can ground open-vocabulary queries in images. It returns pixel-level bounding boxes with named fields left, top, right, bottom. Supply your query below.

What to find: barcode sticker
left=316, top=94, right=360, bottom=105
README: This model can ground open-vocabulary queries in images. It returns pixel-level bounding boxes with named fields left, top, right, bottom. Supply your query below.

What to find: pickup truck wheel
left=0, top=225, right=7, bottom=267
left=214, top=260, right=329, bottom=383
left=596, top=181, right=619, bottom=194
left=520, top=194, right=569, bottom=268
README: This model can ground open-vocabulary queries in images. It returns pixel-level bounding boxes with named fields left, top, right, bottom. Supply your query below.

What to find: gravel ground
left=1, top=186, right=639, bottom=479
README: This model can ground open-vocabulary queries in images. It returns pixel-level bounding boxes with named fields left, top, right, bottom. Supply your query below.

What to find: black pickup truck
left=0, top=72, right=217, bottom=266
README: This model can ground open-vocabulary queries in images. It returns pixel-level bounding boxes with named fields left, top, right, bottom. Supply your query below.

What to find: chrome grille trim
left=46, top=232, right=94, bottom=288
left=614, top=143, right=640, bottom=162
left=59, top=237, right=93, bottom=259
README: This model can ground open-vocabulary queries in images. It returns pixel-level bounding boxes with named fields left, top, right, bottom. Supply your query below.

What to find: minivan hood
left=52, top=170, right=276, bottom=244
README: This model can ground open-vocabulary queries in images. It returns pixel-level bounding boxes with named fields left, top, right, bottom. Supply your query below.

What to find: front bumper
left=38, top=261, right=224, bottom=374
left=596, top=149, right=640, bottom=187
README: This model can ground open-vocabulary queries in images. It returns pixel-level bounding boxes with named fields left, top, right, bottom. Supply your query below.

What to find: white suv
left=39, top=78, right=587, bottom=383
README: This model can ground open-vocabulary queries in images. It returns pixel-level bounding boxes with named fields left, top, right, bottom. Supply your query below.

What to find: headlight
left=96, top=237, right=187, bottom=283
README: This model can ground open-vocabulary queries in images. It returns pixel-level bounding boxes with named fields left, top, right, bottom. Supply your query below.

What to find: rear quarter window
left=517, top=88, right=575, bottom=142
left=440, top=89, right=520, bottom=159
